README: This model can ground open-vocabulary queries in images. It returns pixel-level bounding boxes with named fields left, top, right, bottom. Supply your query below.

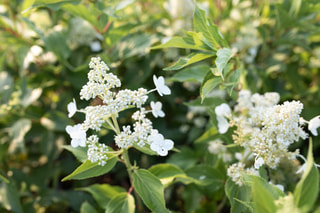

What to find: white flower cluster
left=214, top=90, right=320, bottom=185
left=65, top=57, right=174, bottom=165
left=227, top=162, right=259, bottom=186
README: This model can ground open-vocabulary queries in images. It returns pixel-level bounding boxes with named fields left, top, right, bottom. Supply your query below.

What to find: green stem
left=122, top=148, right=133, bottom=181
left=112, top=114, right=120, bottom=134
left=122, top=148, right=144, bottom=211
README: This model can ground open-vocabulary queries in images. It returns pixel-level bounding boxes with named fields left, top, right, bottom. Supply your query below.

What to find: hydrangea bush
left=0, top=0, right=320, bottom=212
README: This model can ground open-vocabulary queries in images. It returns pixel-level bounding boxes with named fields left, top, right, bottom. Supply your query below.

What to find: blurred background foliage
left=0, top=0, right=319, bottom=212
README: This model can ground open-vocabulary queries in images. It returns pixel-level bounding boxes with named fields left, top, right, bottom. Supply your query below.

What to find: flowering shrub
left=0, top=0, right=319, bottom=212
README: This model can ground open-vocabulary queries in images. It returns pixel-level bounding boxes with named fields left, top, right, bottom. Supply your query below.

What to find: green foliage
left=293, top=139, right=319, bottom=212
left=0, top=0, right=319, bottom=212
left=132, top=169, right=170, bottom=213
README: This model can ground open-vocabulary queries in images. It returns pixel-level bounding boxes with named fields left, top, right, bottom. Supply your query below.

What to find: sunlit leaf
left=215, top=48, right=234, bottom=80
left=164, top=52, right=214, bottom=71
left=80, top=184, right=126, bottom=209
left=294, top=139, right=319, bottom=212
left=62, top=155, right=118, bottom=181
left=105, top=192, right=135, bottom=213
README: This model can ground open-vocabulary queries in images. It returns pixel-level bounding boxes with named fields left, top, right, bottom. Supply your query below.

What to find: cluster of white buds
left=66, top=57, right=174, bottom=165
left=215, top=90, right=320, bottom=185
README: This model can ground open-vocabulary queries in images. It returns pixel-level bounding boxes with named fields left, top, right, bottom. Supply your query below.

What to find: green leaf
left=185, top=165, right=224, bottom=188
left=62, top=4, right=101, bottom=30
left=225, top=178, right=253, bottom=213
left=0, top=72, right=14, bottom=104
left=62, top=145, right=88, bottom=163
left=0, top=182, right=23, bottom=213
left=215, top=48, right=234, bottom=80
left=0, top=174, right=9, bottom=183
left=44, top=31, right=70, bottom=61
left=149, top=163, right=193, bottom=186
left=81, top=184, right=126, bottom=209
left=289, top=0, right=302, bottom=17
left=80, top=201, right=98, bottom=213
left=27, top=0, right=81, bottom=10
left=164, top=52, right=215, bottom=71
left=152, top=34, right=211, bottom=51
left=105, top=192, right=135, bottom=213
left=242, top=175, right=282, bottom=213
left=21, top=0, right=35, bottom=14
left=195, top=126, right=218, bottom=143
left=62, top=155, right=118, bottom=181
left=131, top=144, right=158, bottom=156
left=193, top=5, right=228, bottom=49
left=8, top=119, right=32, bottom=154
left=293, top=139, right=319, bottom=212
left=168, top=64, right=209, bottom=83
left=132, top=169, right=169, bottom=213
left=200, top=76, right=221, bottom=102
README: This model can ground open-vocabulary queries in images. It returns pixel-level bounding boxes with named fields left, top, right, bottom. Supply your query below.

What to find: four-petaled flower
left=153, top=75, right=171, bottom=96
left=150, top=101, right=165, bottom=118
left=215, top=103, right=231, bottom=134
left=67, top=98, right=77, bottom=118
left=148, top=131, right=173, bottom=156
left=308, top=115, right=320, bottom=136
left=66, top=124, right=86, bottom=147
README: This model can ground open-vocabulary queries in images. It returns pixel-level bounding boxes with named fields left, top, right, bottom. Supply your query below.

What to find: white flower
left=215, top=103, right=231, bottom=134
left=65, top=124, right=86, bottom=147
left=153, top=75, right=171, bottom=96
left=148, top=132, right=173, bottom=156
left=254, top=156, right=264, bottom=169
left=67, top=98, right=77, bottom=118
left=90, top=41, right=102, bottom=52
left=150, top=101, right=165, bottom=118
left=308, top=115, right=320, bottom=136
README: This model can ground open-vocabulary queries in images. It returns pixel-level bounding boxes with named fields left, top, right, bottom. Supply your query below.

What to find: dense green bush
left=0, top=0, right=319, bottom=212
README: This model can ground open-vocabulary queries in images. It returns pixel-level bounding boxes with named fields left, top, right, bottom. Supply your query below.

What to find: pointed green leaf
left=200, top=76, right=221, bottom=102
left=62, top=4, right=101, bottom=30
left=62, top=145, right=88, bottom=163
left=164, top=52, right=215, bottom=71
left=246, top=175, right=278, bottom=213
left=0, top=182, right=23, bottom=213
left=81, top=184, right=126, bottom=209
left=62, top=155, right=118, bottom=181
left=28, top=0, right=81, bottom=10
left=132, top=144, right=158, bottom=156
left=215, top=48, right=234, bottom=80
left=80, top=201, right=98, bottom=213
left=193, top=5, right=228, bottom=49
left=225, top=178, right=253, bottom=213
left=105, top=192, right=135, bottom=213
left=185, top=165, right=224, bottom=188
left=132, top=169, right=169, bottom=213
left=294, top=139, right=319, bottom=212
left=195, top=126, right=218, bottom=143
left=149, top=163, right=193, bottom=186
left=152, top=34, right=211, bottom=51
left=168, top=64, right=209, bottom=83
